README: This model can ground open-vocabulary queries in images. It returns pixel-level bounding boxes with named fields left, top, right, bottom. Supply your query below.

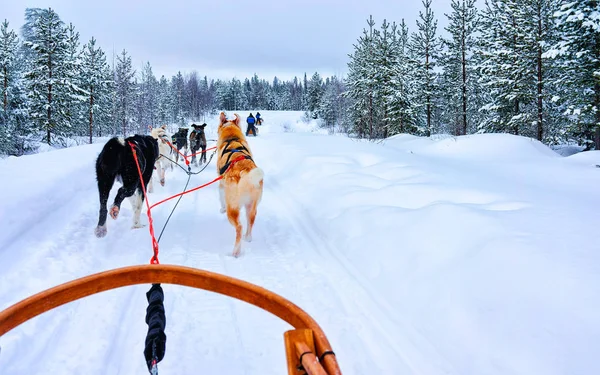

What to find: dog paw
left=232, top=242, right=242, bottom=257
left=160, top=178, right=165, bottom=186
left=243, top=234, right=252, bottom=242
left=94, top=225, right=107, bottom=238
left=220, top=207, right=226, bottom=214
left=131, top=223, right=146, bottom=229
left=109, top=206, right=120, bottom=220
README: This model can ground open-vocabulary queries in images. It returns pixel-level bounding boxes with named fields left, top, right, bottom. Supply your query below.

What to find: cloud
left=5, top=0, right=453, bottom=81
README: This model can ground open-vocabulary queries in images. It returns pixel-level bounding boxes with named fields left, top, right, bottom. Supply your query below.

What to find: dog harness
left=219, top=137, right=253, bottom=175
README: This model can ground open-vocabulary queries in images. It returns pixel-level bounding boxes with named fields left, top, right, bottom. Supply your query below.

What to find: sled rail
left=0, top=264, right=342, bottom=375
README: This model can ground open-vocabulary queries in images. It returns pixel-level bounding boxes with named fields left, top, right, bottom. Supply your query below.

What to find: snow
left=1, top=110, right=600, bottom=375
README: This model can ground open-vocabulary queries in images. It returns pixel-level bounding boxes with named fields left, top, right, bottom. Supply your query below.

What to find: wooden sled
left=0, top=264, right=342, bottom=375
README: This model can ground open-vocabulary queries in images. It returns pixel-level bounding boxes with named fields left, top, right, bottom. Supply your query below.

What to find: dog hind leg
left=201, top=145, right=207, bottom=164
left=244, top=201, right=257, bottom=242
left=129, top=189, right=145, bottom=229
left=219, top=180, right=226, bottom=213
left=110, top=183, right=137, bottom=221
left=227, top=206, right=243, bottom=257
left=95, top=172, right=116, bottom=238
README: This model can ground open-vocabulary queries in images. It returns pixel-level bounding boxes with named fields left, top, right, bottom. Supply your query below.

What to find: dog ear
left=200, top=123, right=207, bottom=128
left=161, top=125, right=167, bottom=130
left=233, top=113, right=240, bottom=127
left=219, top=112, right=227, bottom=124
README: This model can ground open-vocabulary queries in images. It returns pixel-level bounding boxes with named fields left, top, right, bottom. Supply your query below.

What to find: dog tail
left=245, top=167, right=264, bottom=187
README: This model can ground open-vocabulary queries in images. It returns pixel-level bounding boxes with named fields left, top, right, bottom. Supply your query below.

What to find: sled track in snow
left=266, top=177, right=458, bottom=374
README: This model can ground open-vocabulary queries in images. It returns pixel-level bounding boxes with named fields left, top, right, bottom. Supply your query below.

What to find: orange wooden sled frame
left=0, top=264, right=342, bottom=375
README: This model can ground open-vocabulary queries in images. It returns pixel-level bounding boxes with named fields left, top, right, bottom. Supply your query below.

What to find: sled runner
left=0, top=264, right=342, bottom=375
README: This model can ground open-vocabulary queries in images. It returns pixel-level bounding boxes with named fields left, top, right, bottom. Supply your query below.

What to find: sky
left=3, top=0, right=454, bottom=82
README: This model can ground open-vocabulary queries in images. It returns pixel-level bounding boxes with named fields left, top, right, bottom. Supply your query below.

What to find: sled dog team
left=94, top=112, right=264, bottom=258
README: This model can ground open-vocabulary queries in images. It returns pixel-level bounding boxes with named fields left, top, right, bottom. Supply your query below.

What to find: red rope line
left=148, top=155, right=247, bottom=209
left=127, top=142, right=247, bottom=263
left=164, top=140, right=216, bottom=165
left=129, top=142, right=160, bottom=264
left=149, top=175, right=223, bottom=210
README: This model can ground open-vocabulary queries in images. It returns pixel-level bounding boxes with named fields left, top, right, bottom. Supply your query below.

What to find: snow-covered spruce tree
left=0, top=20, right=18, bottom=116
left=318, top=75, right=346, bottom=132
left=63, top=22, right=87, bottom=137
left=114, top=49, right=136, bottom=136
left=371, top=19, right=399, bottom=138
left=22, top=8, right=72, bottom=145
left=477, top=0, right=531, bottom=135
left=344, top=16, right=378, bottom=138
left=80, top=37, right=112, bottom=142
left=385, top=19, right=418, bottom=136
left=136, top=61, right=158, bottom=129
left=170, top=71, right=185, bottom=125
left=547, top=0, right=600, bottom=149
left=230, top=77, right=247, bottom=111
left=306, top=72, right=323, bottom=118
left=520, top=0, right=561, bottom=142
left=198, top=75, right=211, bottom=119
left=0, top=19, right=23, bottom=154
left=156, top=75, right=170, bottom=124
left=184, top=71, right=201, bottom=120
left=477, top=0, right=560, bottom=140
left=409, top=0, right=442, bottom=136
left=439, top=0, right=480, bottom=136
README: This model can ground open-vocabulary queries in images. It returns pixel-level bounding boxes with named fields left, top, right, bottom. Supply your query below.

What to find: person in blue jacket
left=246, top=113, right=257, bottom=136
left=256, top=112, right=262, bottom=125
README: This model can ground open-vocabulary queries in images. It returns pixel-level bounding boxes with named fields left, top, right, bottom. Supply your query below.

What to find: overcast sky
left=4, top=0, right=454, bottom=82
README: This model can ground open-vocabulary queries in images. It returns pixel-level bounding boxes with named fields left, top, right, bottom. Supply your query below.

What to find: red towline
left=163, top=139, right=216, bottom=166
left=128, top=141, right=245, bottom=264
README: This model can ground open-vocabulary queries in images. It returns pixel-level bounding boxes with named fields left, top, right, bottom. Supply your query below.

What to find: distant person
left=256, top=112, right=262, bottom=125
left=246, top=113, right=257, bottom=136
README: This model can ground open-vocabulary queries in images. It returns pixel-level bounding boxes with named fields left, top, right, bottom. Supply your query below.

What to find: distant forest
left=1, top=0, right=599, bottom=155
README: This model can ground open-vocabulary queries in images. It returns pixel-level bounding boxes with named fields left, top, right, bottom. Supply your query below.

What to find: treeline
left=343, top=0, right=600, bottom=149
left=0, top=8, right=342, bottom=155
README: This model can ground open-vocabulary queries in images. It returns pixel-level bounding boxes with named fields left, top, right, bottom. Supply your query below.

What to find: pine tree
left=80, top=37, right=112, bottom=142
left=344, top=16, right=378, bottom=138
left=156, top=75, right=170, bottom=124
left=114, top=49, right=136, bottom=136
left=387, top=19, right=418, bottom=135
left=170, top=71, right=185, bottom=125
left=22, top=7, right=71, bottom=144
left=477, top=0, right=531, bottom=135
left=0, top=20, right=18, bottom=115
left=0, top=19, right=26, bottom=154
left=138, top=61, right=158, bottom=127
left=440, top=0, right=479, bottom=136
left=548, top=0, right=600, bottom=149
left=410, top=0, right=442, bottom=136
left=372, top=19, right=398, bottom=138
left=522, top=0, right=561, bottom=142
left=63, top=22, right=86, bottom=136
left=318, top=75, right=347, bottom=132
left=306, top=72, right=323, bottom=118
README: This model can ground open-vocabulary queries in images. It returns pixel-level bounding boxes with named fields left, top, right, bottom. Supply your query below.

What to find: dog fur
left=189, top=123, right=207, bottom=166
left=171, top=127, right=189, bottom=164
left=94, top=134, right=159, bottom=238
left=216, top=112, right=264, bottom=257
left=149, top=125, right=174, bottom=192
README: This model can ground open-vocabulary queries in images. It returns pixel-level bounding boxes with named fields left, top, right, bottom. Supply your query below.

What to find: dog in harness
left=149, top=125, right=174, bottom=192
left=171, top=127, right=189, bottom=164
left=216, top=112, right=264, bottom=257
left=189, top=123, right=207, bottom=166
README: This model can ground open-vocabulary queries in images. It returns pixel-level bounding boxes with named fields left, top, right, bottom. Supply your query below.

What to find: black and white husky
left=94, top=135, right=159, bottom=238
